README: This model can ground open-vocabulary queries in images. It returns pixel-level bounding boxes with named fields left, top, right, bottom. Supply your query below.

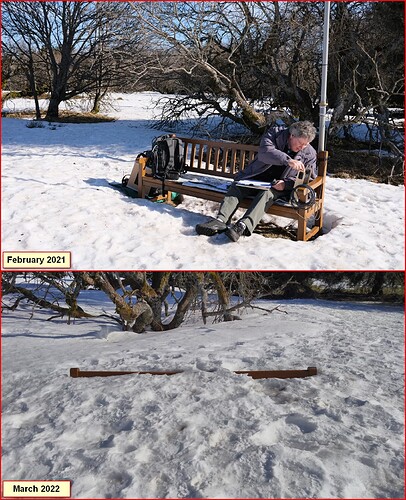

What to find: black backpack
left=151, top=134, right=187, bottom=182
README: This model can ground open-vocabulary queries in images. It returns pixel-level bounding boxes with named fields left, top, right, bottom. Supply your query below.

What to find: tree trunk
left=91, top=99, right=101, bottom=114
left=371, top=273, right=385, bottom=297
left=91, top=88, right=103, bottom=114
left=26, top=66, right=42, bottom=120
left=209, top=272, right=233, bottom=321
left=45, top=96, right=60, bottom=120
left=91, top=85, right=109, bottom=114
left=82, top=272, right=147, bottom=331
left=163, top=282, right=198, bottom=330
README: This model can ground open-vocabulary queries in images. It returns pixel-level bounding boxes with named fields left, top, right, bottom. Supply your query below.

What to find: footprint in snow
left=285, top=414, right=317, bottom=434
left=99, top=434, right=115, bottom=448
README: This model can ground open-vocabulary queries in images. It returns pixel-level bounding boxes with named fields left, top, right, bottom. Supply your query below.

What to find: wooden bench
left=125, top=137, right=328, bottom=241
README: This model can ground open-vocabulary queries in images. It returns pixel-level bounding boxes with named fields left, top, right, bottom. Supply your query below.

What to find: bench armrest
left=308, top=176, right=324, bottom=189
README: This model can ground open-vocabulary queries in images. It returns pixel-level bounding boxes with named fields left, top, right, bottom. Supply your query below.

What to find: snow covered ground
left=1, top=93, right=404, bottom=270
left=2, top=290, right=404, bottom=498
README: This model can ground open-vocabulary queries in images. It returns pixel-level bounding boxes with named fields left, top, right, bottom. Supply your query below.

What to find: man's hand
left=272, top=180, right=285, bottom=191
left=287, top=159, right=305, bottom=171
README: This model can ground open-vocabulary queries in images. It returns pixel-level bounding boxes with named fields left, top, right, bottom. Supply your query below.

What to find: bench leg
left=298, top=206, right=324, bottom=241
left=316, top=208, right=324, bottom=235
left=127, top=161, right=139, bottom=191
left=308, top=206, right=324, bottom=240
left=296, top=215, right=307, bottom=241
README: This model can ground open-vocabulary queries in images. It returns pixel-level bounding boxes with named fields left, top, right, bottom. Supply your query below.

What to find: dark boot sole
left=225, top=228, right=241, bottom=242
left=196, top=226, right=227, bottom=236
left=195, top=219, right=227, bottom=236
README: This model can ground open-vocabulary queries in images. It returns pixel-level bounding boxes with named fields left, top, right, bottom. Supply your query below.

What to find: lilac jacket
left=235, top=126, right=317, bottom=190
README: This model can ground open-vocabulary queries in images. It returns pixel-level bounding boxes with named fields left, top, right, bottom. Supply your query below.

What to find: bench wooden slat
left=190, top=143, right=197, bottom=169
left=230, top=149, right=237, bottom=173
left=197, top=143, right=204, bottom=168
left=206, top=146, right=212, bottom=170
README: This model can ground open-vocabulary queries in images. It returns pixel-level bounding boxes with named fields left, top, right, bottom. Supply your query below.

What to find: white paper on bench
left=171, top=172, right=232, bottom=193
left=236, top=179, right=273, bottom=189
left=181, top=181, right=231, bottom=193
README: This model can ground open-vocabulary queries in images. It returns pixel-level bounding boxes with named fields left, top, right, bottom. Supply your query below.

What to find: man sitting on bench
left=195, top=121, right=317, bottom=242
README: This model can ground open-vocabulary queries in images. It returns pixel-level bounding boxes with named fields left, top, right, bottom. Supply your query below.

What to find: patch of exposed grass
left=3, top=110, right=115, bottom=124
left=254, top=222, right=295, bottom=240
left=49, top=111, right=116, bottom=123
left=326, top=142, right=403, bottom=186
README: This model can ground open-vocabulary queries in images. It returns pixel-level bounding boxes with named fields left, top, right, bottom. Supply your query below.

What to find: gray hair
left=289, top=121, right=317, bottom=142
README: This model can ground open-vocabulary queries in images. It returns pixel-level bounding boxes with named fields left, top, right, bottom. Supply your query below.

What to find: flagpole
left=318, top=1, right=331, bottom=153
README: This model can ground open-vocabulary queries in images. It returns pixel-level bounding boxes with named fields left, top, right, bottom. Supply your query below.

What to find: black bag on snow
left=151, top=134, right=187, bottom=181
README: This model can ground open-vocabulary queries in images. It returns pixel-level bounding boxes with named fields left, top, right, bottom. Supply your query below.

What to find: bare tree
left=324, top=2, right=404, bottom=181
left=2, top=1, right=139, bottom=119
left=128, top=0, right=403, bottom=161
left=328, top=3, right=404, bottom=137
left=128, top=1, right=324, bottom=137
left=1, top=272, right=93, bottom=323
left=2, top=3, right=47, bottom=120
left=1, top=272, right=231, bottom=332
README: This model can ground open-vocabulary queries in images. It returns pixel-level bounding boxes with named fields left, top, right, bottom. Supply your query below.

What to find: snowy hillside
left=2, top=290, right=404, bottom=498
left=1, top=93, right=404, bottom=270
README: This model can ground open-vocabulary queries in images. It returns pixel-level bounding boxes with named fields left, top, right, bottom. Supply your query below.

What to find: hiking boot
left=225, top=220, right=247, bottom=242
left=196, top=218, right=227, bottom=236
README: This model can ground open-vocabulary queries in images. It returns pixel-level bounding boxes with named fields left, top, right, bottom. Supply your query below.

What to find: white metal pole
left=319, top=1, right=331, bottom=152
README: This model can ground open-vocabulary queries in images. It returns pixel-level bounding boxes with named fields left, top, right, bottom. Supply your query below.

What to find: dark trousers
left=217, top=182, right=290, bottom=235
